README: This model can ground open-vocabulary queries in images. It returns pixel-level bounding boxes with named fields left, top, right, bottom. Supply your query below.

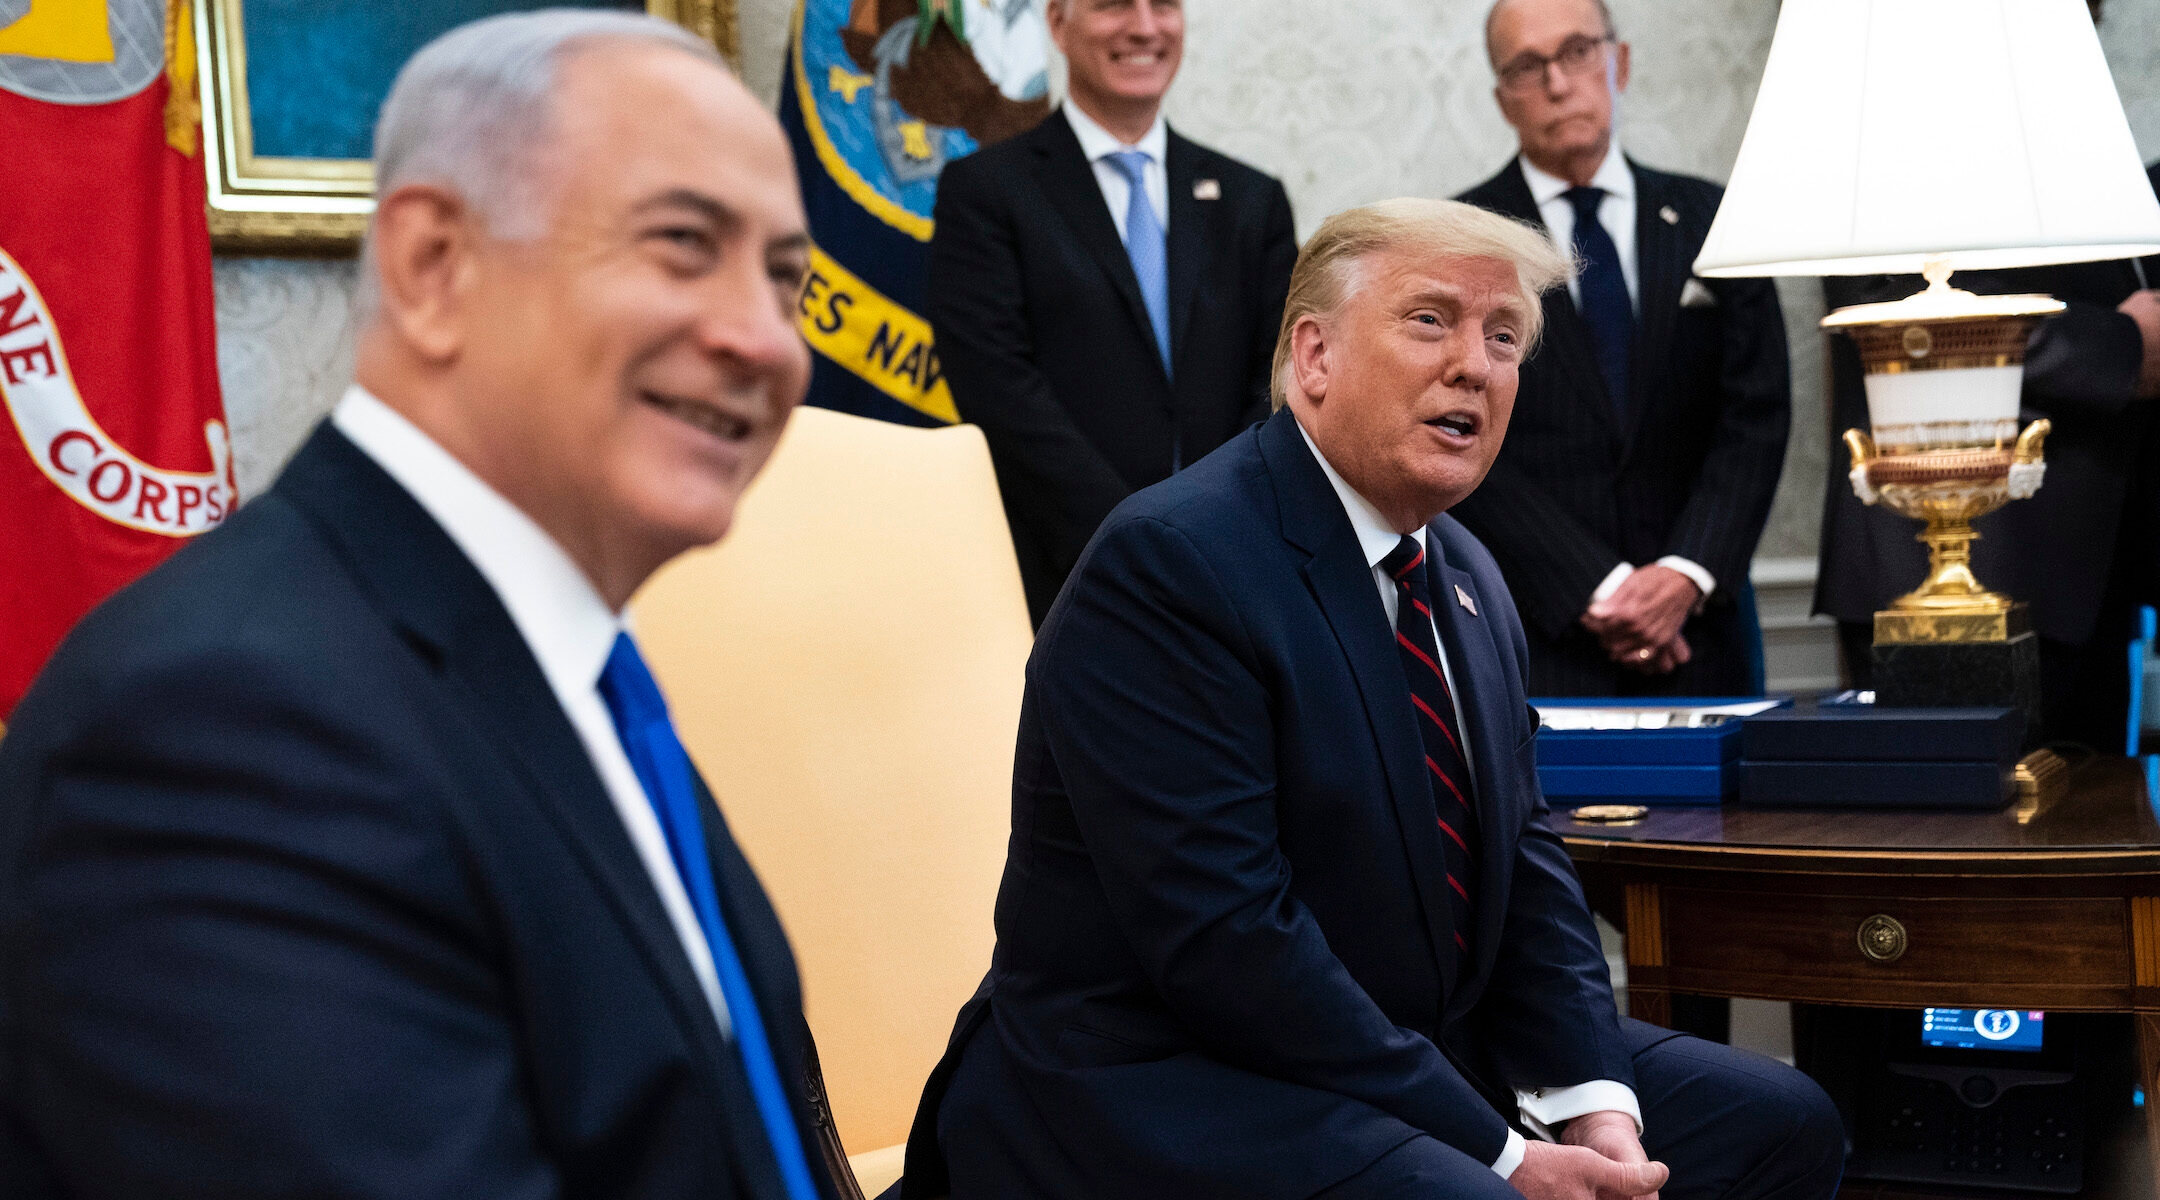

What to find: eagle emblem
left=795, top=0, right=1051, bottom=237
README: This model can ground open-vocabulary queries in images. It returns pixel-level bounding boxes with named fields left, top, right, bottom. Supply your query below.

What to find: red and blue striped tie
left=1380, top=535, right=1478, bottom=965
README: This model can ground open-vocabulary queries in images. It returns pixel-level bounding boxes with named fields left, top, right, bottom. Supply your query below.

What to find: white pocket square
left=1679, top=278, right=1718, bottom=309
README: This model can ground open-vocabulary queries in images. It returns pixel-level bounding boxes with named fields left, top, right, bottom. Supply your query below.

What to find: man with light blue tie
left=0, top=12, right=838, bottom=1199
left=929, top=0, right=1298, bottom=625
left=1454, top=0, right=1791, bottom=698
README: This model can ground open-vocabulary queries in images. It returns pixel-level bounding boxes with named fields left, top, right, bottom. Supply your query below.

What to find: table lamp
left=1694, top=0, right=2160, bottom=754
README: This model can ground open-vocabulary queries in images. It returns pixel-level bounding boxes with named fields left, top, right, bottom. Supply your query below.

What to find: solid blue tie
left=1564, top=185, right=1634, bottom=413
left=597, top=632, right=819, bottom=1200
left=1106, top=149, right=1173, bottom=380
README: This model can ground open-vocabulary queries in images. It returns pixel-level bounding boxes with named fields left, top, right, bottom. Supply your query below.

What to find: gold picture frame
left=197, top=0, right=740, bottom=253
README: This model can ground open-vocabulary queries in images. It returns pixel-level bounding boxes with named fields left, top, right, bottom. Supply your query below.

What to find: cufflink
left=1193, top=178, right=1221, bottom=200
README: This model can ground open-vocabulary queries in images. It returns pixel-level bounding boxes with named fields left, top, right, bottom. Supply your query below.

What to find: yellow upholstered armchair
left=632, top=406, right=1029, bottom=1198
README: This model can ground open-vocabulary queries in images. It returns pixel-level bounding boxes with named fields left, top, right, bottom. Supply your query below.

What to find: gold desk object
left=1843, top=422, right=2051, bottom=644
left=1570, top=803, right=1649, bottom=826
left=2011, top=748, right=2071, bottom=824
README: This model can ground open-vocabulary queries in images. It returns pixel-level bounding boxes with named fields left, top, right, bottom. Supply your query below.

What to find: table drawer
left=1651, top=887, right=2133, bottom=1008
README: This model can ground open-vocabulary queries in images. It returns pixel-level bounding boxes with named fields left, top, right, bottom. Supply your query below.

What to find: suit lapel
left=1258, top=412, right=1460, bottom=997
left=1422, top=532, right=1521, bottom=1020
left=277, top=425, right=734, bottom=1077
left=1626, top=160, right=1688, bottom=450
left=695, top=776, right=802, bottom=1059
left=693, top=777, right=803, bottom=1200
left=1164, top=131, right=1208, bottom=377
left=1481, top=158, right=1623, bottom=447
left=1030, top=115, right=1159, bottom=357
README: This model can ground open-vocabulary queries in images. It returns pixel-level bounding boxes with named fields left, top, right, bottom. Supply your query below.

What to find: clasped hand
left=1581, top=565, right=1700, bottom=676
left=1511, top=1110, right=1669, bottom=1200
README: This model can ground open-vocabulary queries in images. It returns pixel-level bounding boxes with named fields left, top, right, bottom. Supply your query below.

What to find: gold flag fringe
left=163, top=0, right=199, bottom=157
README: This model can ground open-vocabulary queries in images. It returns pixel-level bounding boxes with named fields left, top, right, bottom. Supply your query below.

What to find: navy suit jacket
left=1454, top=158, right=1790, bottom=696
left=930, top=111, right=1297, bottom=626
left=903, top=410, right=1631, bottom=1199
left=0, top=425, right=832, bottom=1200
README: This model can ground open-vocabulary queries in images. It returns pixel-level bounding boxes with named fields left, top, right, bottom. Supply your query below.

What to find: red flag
left=0, top=0, right=232, bottom=719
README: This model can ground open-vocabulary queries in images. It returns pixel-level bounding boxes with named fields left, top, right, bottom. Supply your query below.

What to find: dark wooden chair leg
left=800, top=1019, right=869, bottom=1200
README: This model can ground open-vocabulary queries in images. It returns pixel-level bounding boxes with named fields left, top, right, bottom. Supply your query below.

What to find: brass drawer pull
left=1858, top=914, right=1908, bottom=963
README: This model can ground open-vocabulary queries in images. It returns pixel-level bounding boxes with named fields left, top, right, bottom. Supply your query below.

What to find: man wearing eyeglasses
left=1454, top=0, right=1790, bottom=701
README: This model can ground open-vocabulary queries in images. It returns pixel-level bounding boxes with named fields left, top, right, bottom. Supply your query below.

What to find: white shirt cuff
left=1653, top=555, right=1716, bottom=601
left=1589, top=562, right=1634, bottom=605
left=1516, top=1080, right=1645, bottom=1142
left=1491, top=1128, right=1528, bottom=1179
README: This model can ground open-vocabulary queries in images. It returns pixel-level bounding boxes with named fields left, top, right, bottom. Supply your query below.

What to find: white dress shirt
left=1064, top=101, right=1169, bottom=243
left=1521, top=146, right=1717, bottom=604
left=1296, top=418, right=1643, bottom=1179
left=331, top=386, right=731, bottom=1036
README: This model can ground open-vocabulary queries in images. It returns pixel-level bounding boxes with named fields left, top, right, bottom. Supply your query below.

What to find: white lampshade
left=1694, top=0, right=2160, bottom=278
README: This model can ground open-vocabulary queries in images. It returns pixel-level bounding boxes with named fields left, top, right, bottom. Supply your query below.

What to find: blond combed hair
left=1269, top=198, right=1572, bottom=410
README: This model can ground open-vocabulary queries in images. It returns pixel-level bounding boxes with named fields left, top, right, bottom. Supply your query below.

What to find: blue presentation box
left=1537, top=763, right=1734, bottom=806
left=1535, top=726, right=1743, bottom=766
left=1530, top=697, right=1788, bottom=806
left=1740, top=705, right=2023, bottom=767
left=1738, top=759, right=2014, bottom=810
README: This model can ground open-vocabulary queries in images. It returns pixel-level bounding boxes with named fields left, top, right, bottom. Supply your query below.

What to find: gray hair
left=1485, top=0, right=1616, bottom=67
left=1270, top=197, right=1572, bottom=410
left=357, top=8, right=725, bottom=316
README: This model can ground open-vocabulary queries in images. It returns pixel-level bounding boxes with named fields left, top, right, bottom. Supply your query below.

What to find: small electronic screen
left=1921, top=1007, right=2045, bottom=1053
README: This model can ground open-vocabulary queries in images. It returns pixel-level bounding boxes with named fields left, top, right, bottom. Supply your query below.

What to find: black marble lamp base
left=1872, top=631, right=2043, bottom=748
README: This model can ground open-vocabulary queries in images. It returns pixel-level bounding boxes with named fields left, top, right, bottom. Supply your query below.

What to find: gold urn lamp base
left=1825, top=268, right=2063, bottom=761
left=1825, top=270, right=2062, bottom=646
left=1841, top=421, right=2049, bottom=645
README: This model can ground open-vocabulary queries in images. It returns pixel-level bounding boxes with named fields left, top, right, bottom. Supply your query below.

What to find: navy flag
left=782, top=0, right=1052, bottom=426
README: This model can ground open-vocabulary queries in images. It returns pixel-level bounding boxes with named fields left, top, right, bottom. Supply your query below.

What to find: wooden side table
left=1562, top=758, right=2160, bottom=1196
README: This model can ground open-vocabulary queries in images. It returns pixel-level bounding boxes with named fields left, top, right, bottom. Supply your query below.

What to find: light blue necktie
left=597, top=632, right=819, bottom=1200
left=1106, top=148, right=1172, bottom=379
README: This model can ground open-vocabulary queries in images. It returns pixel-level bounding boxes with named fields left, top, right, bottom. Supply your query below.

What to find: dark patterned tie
left=1564, top=185, right=1635, bottom=414
left=1380, top=536, right=1478, bottom=962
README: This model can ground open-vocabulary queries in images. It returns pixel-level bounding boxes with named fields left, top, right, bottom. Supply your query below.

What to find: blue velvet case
left=1537, top=763, right=1734, bottom=805
left=1739, top=705, right=2024, bottom=768
left=1738, top=759, right=2015, bottom=810
left=1529, top=697, right=1787, bottom=807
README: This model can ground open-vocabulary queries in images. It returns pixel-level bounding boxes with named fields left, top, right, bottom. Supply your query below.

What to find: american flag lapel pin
left=1193, top=178, right=1221, bottom=200
left=1454, top=584, right=1478, bottom=616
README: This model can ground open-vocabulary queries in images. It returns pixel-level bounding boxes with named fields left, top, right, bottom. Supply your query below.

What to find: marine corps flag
left=0, top=0, right=231, bottom=718
left=782, top=0, right=1051, bottom=426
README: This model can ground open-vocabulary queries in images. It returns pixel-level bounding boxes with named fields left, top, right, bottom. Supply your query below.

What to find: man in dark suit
left=1454, top=0, right=1789, bottom=697
left=0, top=14, right=837, bottom=1199
left=929, top=0, right=1297, bottom=624
left=1815, top=161, right=2160, bottom=748
left=901, top=199, right=1840, bottom=1200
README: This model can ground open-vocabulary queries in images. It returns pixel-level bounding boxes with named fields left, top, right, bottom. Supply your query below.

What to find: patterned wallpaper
left=213, top=256, right=359, bottom=498
left=214, top=0, right=2160, bottom=559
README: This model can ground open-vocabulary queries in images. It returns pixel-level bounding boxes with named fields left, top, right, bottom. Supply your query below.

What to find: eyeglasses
left=1496, top=33, right=1614, bottom=95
